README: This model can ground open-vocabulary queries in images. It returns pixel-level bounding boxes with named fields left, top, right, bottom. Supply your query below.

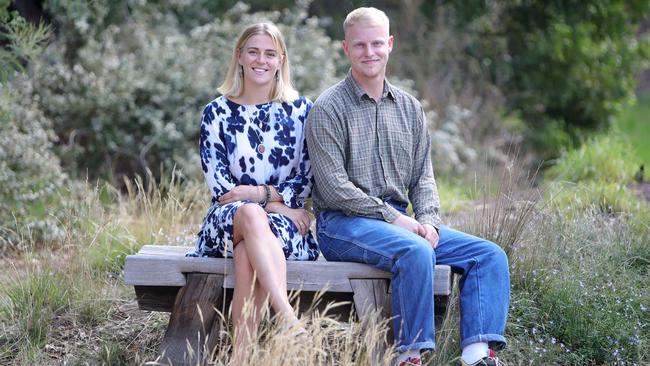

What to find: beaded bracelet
left=260, top=184, right=271, bottom=208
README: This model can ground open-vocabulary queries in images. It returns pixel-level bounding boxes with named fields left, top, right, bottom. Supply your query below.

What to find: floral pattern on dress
left=187, top=96, right=319, bottom=260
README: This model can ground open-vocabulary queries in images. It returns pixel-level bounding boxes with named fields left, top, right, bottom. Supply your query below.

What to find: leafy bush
left=429, top=105, right=479, bottom=176
left=26, top=1, right=341, bottom=183
left=409, top=1, right=650, bottom=158
left=0, top=3, right=50, bottom=81
left=0, top=84, right=69, bottom=252
left=0, top=9, right=65, bottom=252
left=499, top=1, right=650, bottom=156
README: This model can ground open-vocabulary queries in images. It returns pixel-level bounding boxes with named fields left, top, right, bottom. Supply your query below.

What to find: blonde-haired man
left=307, top=7, right=509, bottom=366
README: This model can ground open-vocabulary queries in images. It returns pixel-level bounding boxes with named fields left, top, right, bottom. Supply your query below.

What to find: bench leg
left=159, top=273, right=225, bottom=366
left=350, top=279, right=392, bottom=362
left=434, top=295, right=450, bottom=331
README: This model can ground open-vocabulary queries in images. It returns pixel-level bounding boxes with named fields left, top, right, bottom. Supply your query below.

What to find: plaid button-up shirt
left=306, top=72, right=442, bottom=228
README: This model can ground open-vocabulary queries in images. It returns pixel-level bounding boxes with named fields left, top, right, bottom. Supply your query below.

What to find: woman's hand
left=218, top=185, right=263, bottom=204
left=266, top=202, right=312, bottom=236
left=285, top=208, right=312, bottom=236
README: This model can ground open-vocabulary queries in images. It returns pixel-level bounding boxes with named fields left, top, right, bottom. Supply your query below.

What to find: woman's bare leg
left=231, top=204, right=295, bottom=318
left=231, top=242, right=268, bottom=364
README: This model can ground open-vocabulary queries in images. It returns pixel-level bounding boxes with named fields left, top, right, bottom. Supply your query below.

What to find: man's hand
left=422, top=224, right=439, bottom=248
left=218, top=185, right=262, bottom=204
left=266, top=202, right=312, bottom=236
left=392, top=214, right=425, bottom=237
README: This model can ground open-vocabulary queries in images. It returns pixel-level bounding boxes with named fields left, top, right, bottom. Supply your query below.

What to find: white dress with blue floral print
left=187, top=96, right=319, bottom=261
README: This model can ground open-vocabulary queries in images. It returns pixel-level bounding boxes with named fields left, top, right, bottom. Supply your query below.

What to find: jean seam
left=396, top=257, right=412, bottom=342
left=318, top=228, right=396, bottom=267
left=473, top=255, right=484, bottom=337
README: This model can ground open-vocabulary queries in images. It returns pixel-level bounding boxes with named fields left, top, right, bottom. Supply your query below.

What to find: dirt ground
left=632, top=182, right=650, bottom=202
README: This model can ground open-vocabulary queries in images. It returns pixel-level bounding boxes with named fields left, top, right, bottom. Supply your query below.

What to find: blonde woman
left=187, top=22, right=318, bottom=361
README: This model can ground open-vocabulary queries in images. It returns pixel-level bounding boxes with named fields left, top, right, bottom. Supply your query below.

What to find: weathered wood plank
left=159, top=273, right=225, bottom=366
left=125, top=245, right=452, bottom=295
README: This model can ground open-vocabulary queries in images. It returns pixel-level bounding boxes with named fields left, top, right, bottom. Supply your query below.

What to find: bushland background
left=1, top=1, right=649, bottom=365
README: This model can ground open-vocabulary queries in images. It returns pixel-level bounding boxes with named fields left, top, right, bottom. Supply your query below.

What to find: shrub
left=499, top=1, right=650, bottom=137
left=0, top=1, right=65, bottom=252
left=26, top=1, right=341, bottom=184
left=0, top=75, right=67, bottom=253
left=429, top=105, right=479, bottom=177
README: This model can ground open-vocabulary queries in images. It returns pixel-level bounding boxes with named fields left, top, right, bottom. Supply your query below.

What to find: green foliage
left=506, top=211, right=649, bottom=364
left=0, top=80, right=67, bottom=252
left=419, top=0, right=650, bottom=158
left=25, top=1, right=341, bottom=183
left=546, top=134, right=637, bottom=184
left=0, top=5, right=50, bottom=81
left=614, top=93, right=650, bottom=165
left=544, top=134, right=646, bottom=219
left=498, top=1, right=650, bottom=153
left=548, top=181, right=649, bottom=220
left=429, top=105, right=479, bottom=177
left=0, top=1, right=67, bottom=252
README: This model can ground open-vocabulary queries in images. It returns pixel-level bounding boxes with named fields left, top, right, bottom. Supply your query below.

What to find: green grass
left=545, top=133, right=637, bottom=184
left=1, top=165, right=648, bottom=364
left=614, top=93, right=650, bottom=166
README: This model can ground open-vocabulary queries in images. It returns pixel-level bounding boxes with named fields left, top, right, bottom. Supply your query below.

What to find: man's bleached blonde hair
left=218, top=22, right=298, bottom=103
left=343, top=7, right=390, bottom=33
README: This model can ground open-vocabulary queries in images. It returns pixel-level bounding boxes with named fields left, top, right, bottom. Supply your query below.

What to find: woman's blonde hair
left=218, top=22, right=298, bottom=103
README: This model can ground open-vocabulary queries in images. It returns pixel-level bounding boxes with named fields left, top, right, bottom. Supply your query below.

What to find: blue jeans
left=316, top=207, right=509, bottom=353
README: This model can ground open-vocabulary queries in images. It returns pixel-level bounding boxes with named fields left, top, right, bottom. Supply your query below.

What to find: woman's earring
left=275, top=71, right=279, bottom=82
left=239, top=65, right=244, bottom=77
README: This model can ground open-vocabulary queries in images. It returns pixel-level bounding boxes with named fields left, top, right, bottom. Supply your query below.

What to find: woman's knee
left=234, top=203, right=267, bottom=227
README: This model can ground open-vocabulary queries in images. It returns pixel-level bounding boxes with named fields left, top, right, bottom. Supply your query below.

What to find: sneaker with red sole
left=398, top=356, right=422, bottom=366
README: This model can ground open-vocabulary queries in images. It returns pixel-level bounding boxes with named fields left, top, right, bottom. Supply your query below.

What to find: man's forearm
left=315, top=175, right=400, bottom=221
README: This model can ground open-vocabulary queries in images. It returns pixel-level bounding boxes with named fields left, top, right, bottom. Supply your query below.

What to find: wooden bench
left=124, top=245, right=454, bottom=365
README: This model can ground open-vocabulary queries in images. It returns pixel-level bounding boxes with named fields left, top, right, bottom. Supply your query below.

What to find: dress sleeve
left=274, top=99, right=314, bottom=209
left=200, top=102, right=236, bottom=204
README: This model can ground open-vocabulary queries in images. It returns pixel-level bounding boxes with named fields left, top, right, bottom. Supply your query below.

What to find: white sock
left=394, top=349, right=421, bottom=365
left=461, top=342, right=490, bottom=364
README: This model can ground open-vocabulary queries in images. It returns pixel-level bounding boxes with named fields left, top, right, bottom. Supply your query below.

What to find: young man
left=306, top=7, right=509, bottom=366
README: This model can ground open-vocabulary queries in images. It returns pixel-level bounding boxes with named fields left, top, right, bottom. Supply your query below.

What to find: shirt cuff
left=381, top=204, right=401, bottom=222
left=418, top=214, right=442, bottom=230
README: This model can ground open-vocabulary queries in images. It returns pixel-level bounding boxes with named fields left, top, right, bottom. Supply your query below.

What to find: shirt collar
left=345, top=70, right=397, bottom=103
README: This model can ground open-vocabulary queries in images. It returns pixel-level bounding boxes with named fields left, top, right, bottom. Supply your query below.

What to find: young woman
left=187, top=22, right=318, bottom=361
